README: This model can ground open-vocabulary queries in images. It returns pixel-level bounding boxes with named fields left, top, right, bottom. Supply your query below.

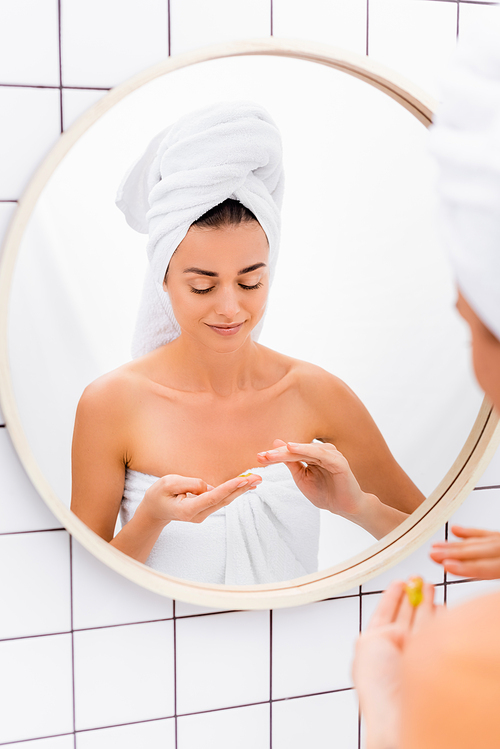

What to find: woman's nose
left=214, top=287, right=240, bottom=318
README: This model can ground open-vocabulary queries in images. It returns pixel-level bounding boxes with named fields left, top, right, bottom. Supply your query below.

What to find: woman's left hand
left=430, top=525, right=500, bottom=579
left=257, top=440, right=409, bottom=538
left=353, top=579, right=438, bottom=749
left=257, top=439, right=370, bottom=516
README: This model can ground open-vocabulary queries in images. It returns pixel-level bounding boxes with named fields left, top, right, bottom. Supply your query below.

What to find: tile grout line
left=167, top=0, right=171, bottom=56
left=444, top=522, right=449, bottom=606
left=421, top=0, right=496, bottom=4
left=58, top=0, right=63, bottom=133
left=0, top=733, right=74, bottom=747
left=69, top=536, right=77, bottom=749
left=366, top=0, right=370, bottom=57
left=173, top=600, right=178, bottom=749
left=0, top=528, right=65, bottom=536
left=0, top=83, right=111, bottom=90
left=75, top=716, right=174, bottom=734
left=358, top=585, right=362, bottom=749
left=269, top=609, right=273, bottom=749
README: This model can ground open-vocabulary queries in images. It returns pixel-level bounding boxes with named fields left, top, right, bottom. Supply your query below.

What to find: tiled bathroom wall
left=1, top=1, right=500, bottom=747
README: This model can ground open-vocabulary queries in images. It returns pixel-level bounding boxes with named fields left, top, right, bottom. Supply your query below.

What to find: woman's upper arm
left=70, top=376, right=130, bottom=541
left=312, top=370, right=425, bottom=514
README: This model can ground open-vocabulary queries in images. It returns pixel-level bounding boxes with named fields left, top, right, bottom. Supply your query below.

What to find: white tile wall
left=272, top=597, right=359, bottom=697
left=177, top=703, right=270, bottom=749
left=369, top=0, right=458, bottom=97
left=73, top=620, right=175, bottom=730
left=0, top=530, right=71, bottom=639
left=61, top=89, right=109, bottom=132
left=60, top=0, right=169, bottom=88
left=272, top=690, right=359, bottom=749
left=0, top=634, right=74, bottom=743
left=72, top=539, right=173, bottom=630
left=0, top=201, right=17, bottom=259
left=169, top=0, right=271, bottom=55
left=0, top=87, right=61, bottom=200
left=2, top=2, right=500, bottom=749
left=176, top=610, right=270, bottom=713
left=474, top=445, right=500, bottom=488
left=0, top=429, right=63, bottom=532
left=459, top=3, right=500, bottom=44
left=273, top=0, right=367, bottom=54
left=448, top=486, right=500, bottom=534
left=0, top=202, right=17, bottom=424
left=446, top=577, right=500, bottom=606
left=361, top=527, right=446, bottom=592
left=0, top=0, right=60, bottom=86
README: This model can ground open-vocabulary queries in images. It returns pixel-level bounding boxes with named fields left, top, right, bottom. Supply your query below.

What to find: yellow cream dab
left=405, top=576, right=424, bottom=607
left=238, top=472, right=253, bottom=477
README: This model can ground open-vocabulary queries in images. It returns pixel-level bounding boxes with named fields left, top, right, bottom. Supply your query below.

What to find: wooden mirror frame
left=1, top=38, right=499, bottom=609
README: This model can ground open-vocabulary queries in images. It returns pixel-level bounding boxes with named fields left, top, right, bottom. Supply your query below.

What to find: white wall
left=1, top=1, right=500, bottom=748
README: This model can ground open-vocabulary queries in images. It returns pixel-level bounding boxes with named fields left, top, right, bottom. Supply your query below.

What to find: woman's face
left=456, top=290, right=500, bottom=411
left=164, top=221, right=270, bottom=352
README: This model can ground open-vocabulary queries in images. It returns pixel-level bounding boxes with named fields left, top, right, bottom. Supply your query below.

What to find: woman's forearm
left=341, top=493, right=408, bottom=539
left=109, top=505, right=169, bottom=563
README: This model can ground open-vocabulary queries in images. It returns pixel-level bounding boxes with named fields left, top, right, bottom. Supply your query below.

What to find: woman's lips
left=206, top=322, right=244, bottom=336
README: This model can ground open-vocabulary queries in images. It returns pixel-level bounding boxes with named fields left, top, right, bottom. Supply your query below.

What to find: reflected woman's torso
left=70, top=217, right=424, bottom=584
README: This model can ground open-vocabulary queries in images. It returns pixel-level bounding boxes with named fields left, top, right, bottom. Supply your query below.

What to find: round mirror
left=0, top=40, right=498, bottom=608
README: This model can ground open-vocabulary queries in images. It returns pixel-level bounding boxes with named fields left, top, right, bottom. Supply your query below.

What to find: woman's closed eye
left=190, top=281, right=263, bottom=294
left=239, top=281, right=263, bottom=291
left=190, top=286, right=214, bottom=295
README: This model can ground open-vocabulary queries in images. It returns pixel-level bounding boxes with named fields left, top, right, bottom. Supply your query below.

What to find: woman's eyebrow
left=182, top=263, right=266, bottom=277
left=183, top=267, right=218, bottom=277
left=237, top=263, right=266, bottom=275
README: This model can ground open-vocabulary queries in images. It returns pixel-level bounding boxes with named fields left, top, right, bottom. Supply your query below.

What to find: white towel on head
left=115, top=101, right=285, bottom=358
left=428, top=5, right=500, bottom=341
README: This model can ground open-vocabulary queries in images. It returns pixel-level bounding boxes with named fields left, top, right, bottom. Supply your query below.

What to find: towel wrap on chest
left=120, top=463, right=320, bottom=585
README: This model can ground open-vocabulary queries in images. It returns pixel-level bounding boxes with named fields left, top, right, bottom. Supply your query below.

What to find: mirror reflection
left=7, top=54, right=483, bottom=584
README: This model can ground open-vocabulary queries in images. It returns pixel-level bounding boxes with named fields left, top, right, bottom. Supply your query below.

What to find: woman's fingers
left=394, top=587, right=417, bottom=630
left=257, top=444, right=298, bottom=464
left=431, top=538, right=500, bottom=561
left=366, top=581, right=405, bottom=630
left=413, top=583, right=436, bottom=632
left=158, top=474, right=209, bottom=497
left=450, top=525, right=494, bottom=539
left=189, top=475, right=262, bottom=522
left=257, top=441, right=341, bottom=469
left=441, top=557, right=500, bottom=579
left=280, top=459, right=307, bottom=484
left=167, top=473, right=261, bottom=521
left=367, top=580, right=437, bottom=634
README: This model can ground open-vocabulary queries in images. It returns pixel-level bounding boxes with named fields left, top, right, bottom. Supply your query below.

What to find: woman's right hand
left=353, top=579, right=438, bottom=749
left=138, top=472, right=262, bottom=527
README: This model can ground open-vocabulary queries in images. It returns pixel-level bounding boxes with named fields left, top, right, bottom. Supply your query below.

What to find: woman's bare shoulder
left=280, top=355, right=355, bottom=401
left=77, top=362, right=145, bottom=420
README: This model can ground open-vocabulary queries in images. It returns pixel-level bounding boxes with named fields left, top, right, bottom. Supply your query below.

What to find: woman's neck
left=163, top=334, right=264, bottom=396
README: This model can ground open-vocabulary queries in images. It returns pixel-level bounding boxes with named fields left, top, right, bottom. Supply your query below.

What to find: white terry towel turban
left=115, top=101, right=285, bottom=358
left=428, top=5, right=500, bottom=341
